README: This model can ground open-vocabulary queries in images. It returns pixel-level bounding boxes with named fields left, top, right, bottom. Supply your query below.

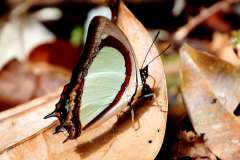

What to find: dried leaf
left=0, top=16, right=55, bottom=69
left=29, top=40, right=80, bottom=70
left=0, top=60, right=69, bottom=111
left=180, top=44, right=240, bottom=159
left=210, top=32, right=240, bottom=66
left=0, top=1, right=167, bottom=160
left=0, top=91, right=60, bottom=155
left=171, top=130, right=217, bottom=160
left=0, top=60, right=35, bottom=110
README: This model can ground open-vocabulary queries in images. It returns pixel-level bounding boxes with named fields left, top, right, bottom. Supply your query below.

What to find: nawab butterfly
left=45, top=6, right=169, bottom=142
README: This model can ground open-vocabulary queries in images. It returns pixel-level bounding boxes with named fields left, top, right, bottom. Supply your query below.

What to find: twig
left=173, top=0, right=240, bottom=42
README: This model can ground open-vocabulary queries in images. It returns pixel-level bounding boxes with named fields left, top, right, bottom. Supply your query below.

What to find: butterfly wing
left=46, top=16, right=141, bottom=139
left=80, top=47, right=125, bottom=126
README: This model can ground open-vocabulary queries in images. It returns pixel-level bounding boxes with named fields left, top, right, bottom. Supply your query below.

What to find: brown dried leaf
left=0, top=1, right=167, bottom=160
left=171, top=130, right=217, bottom=160
left=0, top=60, right=35, bottom=110
left=210, top=32, right=240, bottom=66
left=180, top=44, right=240, bottom=159
left=29, top=40, right=80, bottom=70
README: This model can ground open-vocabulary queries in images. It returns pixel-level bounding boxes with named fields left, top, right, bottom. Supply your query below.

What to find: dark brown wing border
left=50, top=16, right=137, bottom=139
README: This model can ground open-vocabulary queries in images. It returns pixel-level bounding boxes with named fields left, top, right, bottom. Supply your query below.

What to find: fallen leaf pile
left=1, top=0, right=240, bottom=159
left=180, top=44, right=240, bottom=159
left=0, top=1, right=167, bottom=160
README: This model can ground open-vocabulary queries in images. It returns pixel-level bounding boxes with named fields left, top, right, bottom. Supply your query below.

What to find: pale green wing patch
left=80, top=47, right=126, bottom=126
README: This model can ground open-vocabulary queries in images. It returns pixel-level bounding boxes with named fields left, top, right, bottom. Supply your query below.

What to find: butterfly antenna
left=141, top=31, right=160, bottom=68
left=144, top=43, right=171, bottom=67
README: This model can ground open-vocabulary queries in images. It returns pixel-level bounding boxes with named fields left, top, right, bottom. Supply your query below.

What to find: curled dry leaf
left=0, top=1, right=167, bottom=160
left=210, top=32, right=240, bottom=66
left=180, top=44, right=240, bottom=159
left=0, top=16, right=54, bottom=69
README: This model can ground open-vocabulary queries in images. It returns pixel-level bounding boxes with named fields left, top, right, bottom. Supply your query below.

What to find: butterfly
left=44, top=14, right=170, bottom=142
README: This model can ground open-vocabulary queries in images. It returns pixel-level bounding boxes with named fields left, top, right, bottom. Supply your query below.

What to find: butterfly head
left=139, top=65, right=154, bottom=100
left=140, top=65, right=148, bottom=84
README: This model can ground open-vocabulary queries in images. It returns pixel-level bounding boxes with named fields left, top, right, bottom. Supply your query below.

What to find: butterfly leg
left=126, top=92, right=140, bottom=130
left=117, top=93, right=140, bottom=130
left=129, top=104, right=135, bottom=125
left=148, top=75, right=168, bottom=112
left=129, top=104, right=140, bottom=130
left=114, top=106, right=138, bottom=134
left=148, top=75, right=156, bottom=91
left=153, top=93, right=168, bottom=112
left=101, top=116, right=119, bottom=158
left=121, top=93, right=136, bottom=124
